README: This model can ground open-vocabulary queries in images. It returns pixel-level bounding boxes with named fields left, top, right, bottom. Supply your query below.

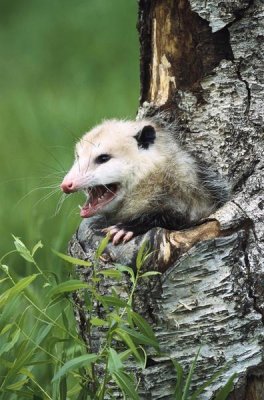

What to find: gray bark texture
left=69, top=0, right=264, bottom=398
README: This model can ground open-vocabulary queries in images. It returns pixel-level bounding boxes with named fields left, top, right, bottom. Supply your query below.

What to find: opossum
left=60, top=119, right=229, bottom=244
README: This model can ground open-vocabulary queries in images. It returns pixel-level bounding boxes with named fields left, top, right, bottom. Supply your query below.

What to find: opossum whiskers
left=15, top=184, right=61, bottom=208
left=42, top=149, right=67, bottom=176
left=32, top=187, right=61, bottom=208
left=39, top=161, right=67, bottom=178
left=40, top=171, right=67, bottom=179
left=54, top=192, right=69, bottom=216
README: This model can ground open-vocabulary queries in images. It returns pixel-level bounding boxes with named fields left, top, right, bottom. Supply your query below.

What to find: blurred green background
left=0, top=0, right=139, bottom=266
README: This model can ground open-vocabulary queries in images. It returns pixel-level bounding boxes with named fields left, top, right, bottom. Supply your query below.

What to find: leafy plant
left=0, top=237, right=160, bottom=399
left=51, top=238, right=160, bottom=399
left=0, top=237, right=87, bottom=399
left=0, top=237, right=236, bottom=399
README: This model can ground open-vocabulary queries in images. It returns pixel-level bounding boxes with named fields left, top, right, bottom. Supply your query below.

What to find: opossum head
left=60, top=119, right=166, bottom=218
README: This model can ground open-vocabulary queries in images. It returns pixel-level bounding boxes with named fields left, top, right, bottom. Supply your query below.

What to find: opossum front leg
left=102, top=212, right=179, bottom=245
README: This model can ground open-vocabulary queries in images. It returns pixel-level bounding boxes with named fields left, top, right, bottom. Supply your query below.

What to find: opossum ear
left=134, top=125, right=156, bottom=149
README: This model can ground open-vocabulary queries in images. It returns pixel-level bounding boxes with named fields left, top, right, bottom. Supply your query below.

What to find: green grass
left=0, top=0, right=139, bottom=269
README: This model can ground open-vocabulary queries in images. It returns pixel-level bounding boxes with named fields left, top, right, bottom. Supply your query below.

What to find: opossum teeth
left=80, top=183, right=119, bottom=218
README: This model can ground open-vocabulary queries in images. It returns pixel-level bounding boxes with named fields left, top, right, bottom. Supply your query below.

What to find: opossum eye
left=134, top=125, right=156, bottom=150
left=95, top=154, right=112, bottom=164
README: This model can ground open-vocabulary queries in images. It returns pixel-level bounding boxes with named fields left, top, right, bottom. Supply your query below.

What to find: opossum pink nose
left=60, top=181, right=76, bottom=193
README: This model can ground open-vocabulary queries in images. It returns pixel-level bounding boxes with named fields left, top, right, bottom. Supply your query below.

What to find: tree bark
left=69, top=0, right=264, bottom=398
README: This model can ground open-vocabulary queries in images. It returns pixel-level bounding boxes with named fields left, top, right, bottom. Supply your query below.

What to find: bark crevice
left=236, top=59, right=251, bottom=115
left=232, top=159, right=260, bottom=192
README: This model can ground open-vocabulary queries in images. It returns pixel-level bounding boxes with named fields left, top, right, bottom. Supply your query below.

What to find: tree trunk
left=69, top=0, right=264, bottom=398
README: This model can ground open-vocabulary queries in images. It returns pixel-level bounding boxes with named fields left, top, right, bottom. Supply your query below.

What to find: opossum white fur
left=61, top=119, right=229, bottom=244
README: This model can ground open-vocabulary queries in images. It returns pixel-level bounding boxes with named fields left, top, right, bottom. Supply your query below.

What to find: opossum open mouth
left=80, top=184, right=119, bottom=218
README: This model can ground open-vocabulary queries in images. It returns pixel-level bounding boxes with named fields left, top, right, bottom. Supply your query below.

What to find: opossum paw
left=102, top=226, right=134, bottom=245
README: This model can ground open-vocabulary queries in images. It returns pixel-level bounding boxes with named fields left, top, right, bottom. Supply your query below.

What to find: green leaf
left=115, top=264, right=135, bottom=284
left=110, top=311, right=123, bottom=324
left=47, top=337, right=70, bottom=351
left=24, top=360, right=53, bottom=367
left=182, top=347, right=201, bottom=400
left=108, top=348, right=123, bottom=374
left=136, top=241, right=150, bottom=270
left=6, top=378, right=29, bottom=391
left=0, top=327, right=21, bottom=356
left=48, top=280, right=90, bottom=298
left=119, top=349, right=132, bottom=362
left=0, top=274, right=37, bottom=309
left=112, top=371, right=139, bottom=400
left=61, top=309, right=70, bottom=331
left=12, top=235, right=34, bottom=263
left=95, top=235, right=110, bottom=259
left=1, top=264, right=9, bottom=273
left=35, top=324, right=53, bottom=347
left=172, top=358, right=184, bottom=398
left=0, top=323, right=13, bottom=335
left=5, top=389, right=34, bottom=398
left=140, top=271, right=161, bottom=278
left=138, top=345, right=147, bottom=369
left=76, top=386, right=91, bottom=400
left=90, top=317, right=108, bottom=327
left=52, top=249, right=92, bottom=267
left=214, top=373, right=237, bottom=400
left=91, top=277, right=100, bottom=283
left=115, top=328, right=142, bottom=363
left=52, top=354, right=98, bottom=382
left=31, top=240, right=43, bottom=256
left=98, top=295, right=128, bottom=309
left=20, top=368, right=35, bottom=380
left=59, top=375, right=67, bottom=400
left=97, top=269, right=122, bottom=279
left=0, top=277, right=8, bottom=284
left=0, top=297, right=22, bottom=329
left=130, top=311, right=158, bottom=348
left=120, top=325, right=159, bottom=350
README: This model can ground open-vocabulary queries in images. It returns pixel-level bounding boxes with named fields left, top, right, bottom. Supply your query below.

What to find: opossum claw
left=123, top=231, right=134, bottom=243
left=102, top=226, right=135, bottom=245
left=112, top=229, right=126, bottom=245
left=102, top=226, right=116, bottom=234
left=102, top=226, right=119, bottom=239
left=112, top=229, right=134, bottom=245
